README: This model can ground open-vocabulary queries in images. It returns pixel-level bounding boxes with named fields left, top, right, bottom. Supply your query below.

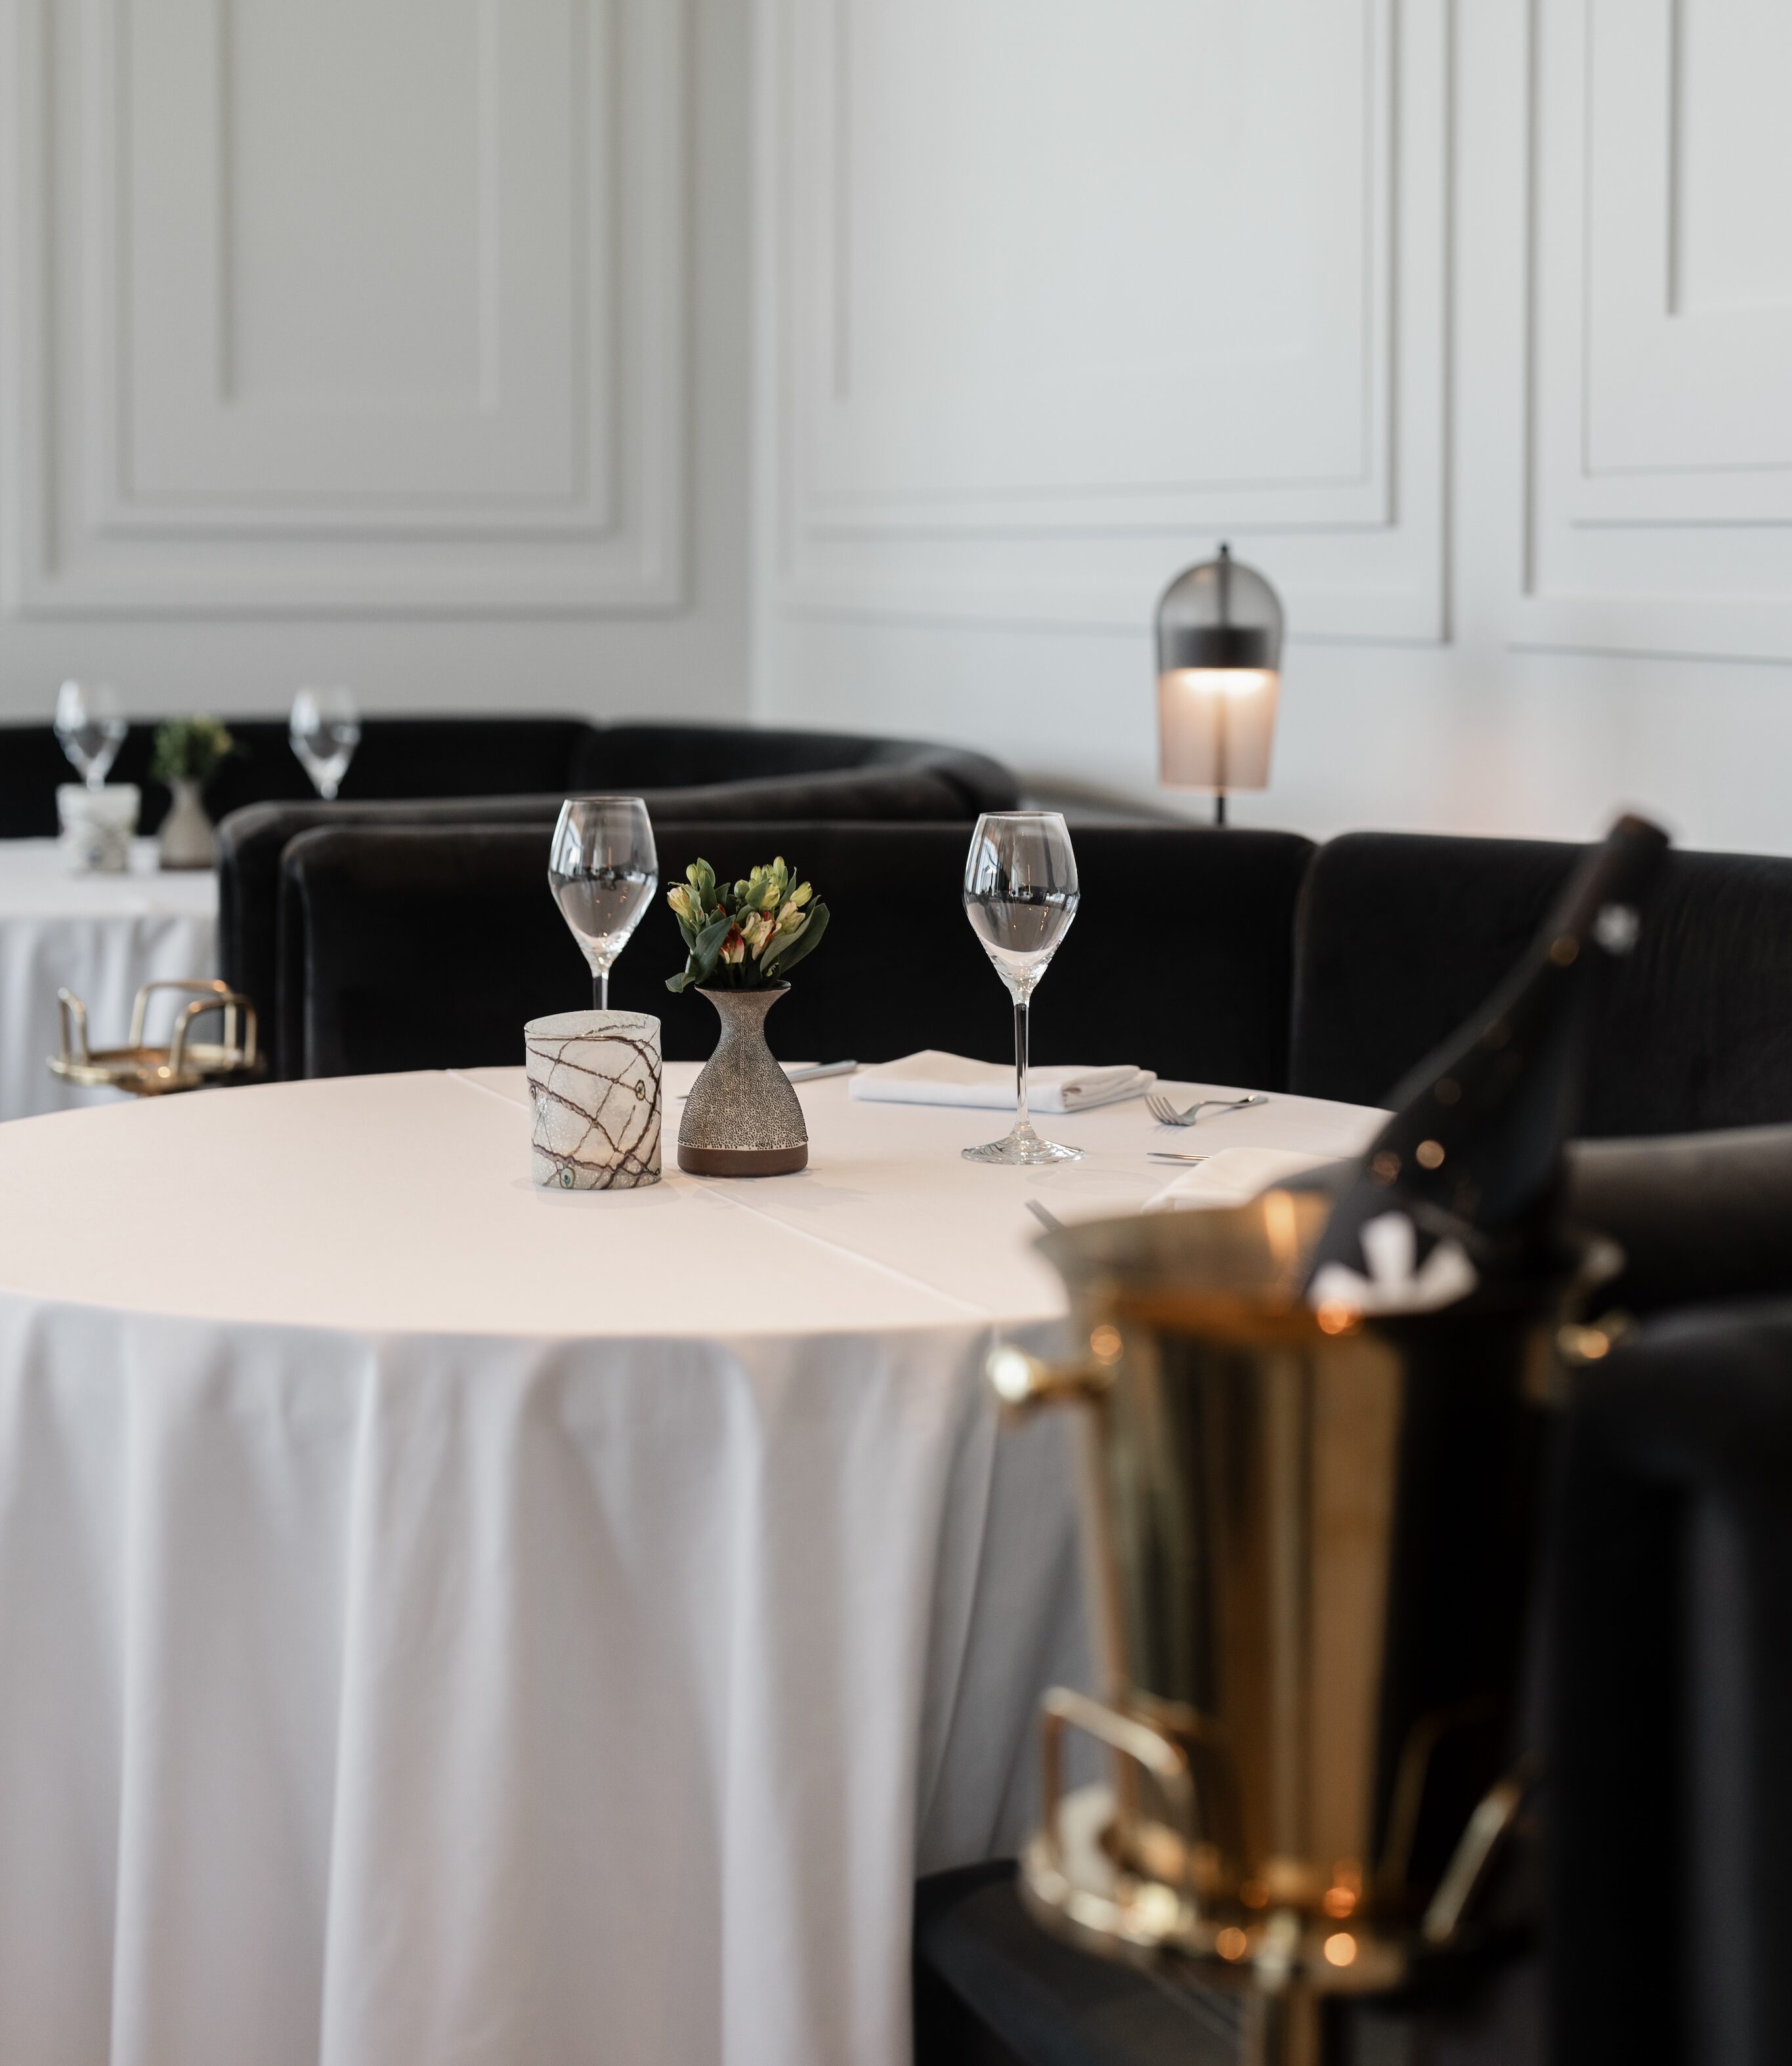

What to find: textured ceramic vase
left=677, top=985, right=807, bottom=1176
left=525, top=1010, right=662, bottom=1189
left=158, top=779, right=216, bottom=871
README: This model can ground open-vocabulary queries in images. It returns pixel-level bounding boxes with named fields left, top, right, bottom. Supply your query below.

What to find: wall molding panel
left=1514, top=0, right=1792, bottom=662
left=765, top=0, right=1452, bottom=643
left=1, top=0, right=687, bottom=615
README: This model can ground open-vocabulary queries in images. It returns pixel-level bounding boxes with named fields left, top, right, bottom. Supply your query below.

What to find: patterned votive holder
left=56, top=784, right=140, bottom=874
left=524, top=1010, right=662, bottom=1190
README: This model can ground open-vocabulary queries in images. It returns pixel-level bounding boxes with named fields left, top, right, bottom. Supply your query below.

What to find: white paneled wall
left=0, top=0, right=750, bottom=720
left=754, top=0, right=1792, bottom=852
left=6, top=0, right=1792, bottom=849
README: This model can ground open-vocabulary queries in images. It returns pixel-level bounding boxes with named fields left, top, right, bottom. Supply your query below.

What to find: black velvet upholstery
left=1549, top=1302, right=1792, bottom=2066
left=0, top=715, right=1017, bottom=836
left=1565, top=1125, right=1792, bottom=1314
left=213, top=735, right=1020, bottom=1076
left=1290, top=832, right=1792, bottom=1136
left=0, top=716, right=596, bottom=836
left=274, top=821, right=1315, bottom=1085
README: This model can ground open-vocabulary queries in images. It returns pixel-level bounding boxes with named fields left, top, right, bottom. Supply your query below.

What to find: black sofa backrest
left=222, top=758, right=1025, bottom=1077
left=0, top=716, right=600, bottom=837
left=1289, top=831, right=1792, bottom=1136
left=578, top=723, right=1017, bottom=813
left=0, top=716, right=1018, bottom=838
left=275, top=820, right=1315, bottom=1085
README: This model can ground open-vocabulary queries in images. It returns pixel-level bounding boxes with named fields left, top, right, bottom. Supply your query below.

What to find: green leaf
left=761, top=900, right=829, bottom=979
left=694, top=913, right=734, bottom=962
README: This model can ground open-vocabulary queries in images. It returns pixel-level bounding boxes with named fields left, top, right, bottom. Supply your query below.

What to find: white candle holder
left=56, top=784, right=140, bottom=874
left=524, top=1010, right=662, bottom=1190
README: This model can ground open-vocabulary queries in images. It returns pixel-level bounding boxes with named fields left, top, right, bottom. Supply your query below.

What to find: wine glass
left=549, top=798, right=659, bottom=1012
left=54, top=681, right=128, bottom=788
left=290, top=687, right=361, bottom=800
left=962, top=812, right=1083, bottom=1165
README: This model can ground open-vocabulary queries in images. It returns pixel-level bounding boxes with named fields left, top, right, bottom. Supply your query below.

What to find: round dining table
left=0, top=1062, right=1379, bottom=2066
left=0, top=838, right=217, bottom=1121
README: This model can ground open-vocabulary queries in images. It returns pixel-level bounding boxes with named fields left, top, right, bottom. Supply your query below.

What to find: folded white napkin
left=1145, top=1146, right=1342, bottom=1212
left=849, top=1050, right=1155, bottom=1114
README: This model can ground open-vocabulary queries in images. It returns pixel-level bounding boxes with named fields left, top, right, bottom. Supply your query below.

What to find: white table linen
left=0, top=838, right=217, bottom=1122
left=0, top=1066, right=1379, bottom=2066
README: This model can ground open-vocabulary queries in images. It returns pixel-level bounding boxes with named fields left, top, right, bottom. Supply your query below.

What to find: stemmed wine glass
left=290, top=687, right=361, bottom=800
left=962, top=811, right=1083, bottom=1164
left=549, top=798, right=659, bottom=1012
left=54, top=681, right=128, bottom=788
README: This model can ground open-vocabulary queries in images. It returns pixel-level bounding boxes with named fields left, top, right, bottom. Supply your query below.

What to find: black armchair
left=1550, top=1299, right=1792, bottom=2066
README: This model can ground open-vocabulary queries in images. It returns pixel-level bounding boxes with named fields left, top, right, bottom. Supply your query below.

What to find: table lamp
left=1154, top=543, right=1283, bottom=825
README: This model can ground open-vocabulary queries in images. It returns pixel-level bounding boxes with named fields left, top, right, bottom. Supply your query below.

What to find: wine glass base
left=963, top=1129, right=1084, bottom=1166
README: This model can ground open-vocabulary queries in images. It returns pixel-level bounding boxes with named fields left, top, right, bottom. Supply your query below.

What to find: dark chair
left=1289, top=832, right=1792, bottom=1134
left=274, top=821, right=1314, bottom=1085
left=215, top=735, right=1020, bottom=1075
left=1550, top=1299, right=1792, bottom=2066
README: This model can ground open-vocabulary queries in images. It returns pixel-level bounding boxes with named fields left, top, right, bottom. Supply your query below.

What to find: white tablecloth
left=0, top=839, right=217, bottom=1122
left=0, top=1065, right=1378, bottom=2066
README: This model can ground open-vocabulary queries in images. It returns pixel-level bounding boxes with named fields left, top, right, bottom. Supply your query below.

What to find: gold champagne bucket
left=994, top=1190, right=1606, bottom=2065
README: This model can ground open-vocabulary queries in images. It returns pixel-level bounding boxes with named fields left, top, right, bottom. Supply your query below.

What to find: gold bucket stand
left=49, top=979, right=265, bottom=1096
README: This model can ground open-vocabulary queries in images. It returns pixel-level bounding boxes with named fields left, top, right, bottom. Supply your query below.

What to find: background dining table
left=0, top=1060, right=1380, bottom=2066
left=0, top=838, right=218, bottom=1121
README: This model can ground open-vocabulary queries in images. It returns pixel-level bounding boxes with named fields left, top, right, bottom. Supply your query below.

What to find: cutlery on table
left=1025, top=1198, right=1064, bottom=1234
left=1145, top=1090, right=1269, bottom=1129
left=1145, top=1151, right=1214, bottom=1165
left=678, top=1060, right=859, bottom=1100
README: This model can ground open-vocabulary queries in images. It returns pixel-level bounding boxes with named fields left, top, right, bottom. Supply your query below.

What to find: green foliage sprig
left=149, top=716, right=239, bottom=786
left=666, top=856, right=830, bottom=994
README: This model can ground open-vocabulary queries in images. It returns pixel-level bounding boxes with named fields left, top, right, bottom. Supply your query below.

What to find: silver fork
left=1145, top=1089, right=1269, bottom=1129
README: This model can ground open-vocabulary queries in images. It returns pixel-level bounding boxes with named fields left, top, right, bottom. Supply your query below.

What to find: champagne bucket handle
left=987, top=1344, right=1115, bottom=1411
left=1040, top=1687, right=1199, bottom=1893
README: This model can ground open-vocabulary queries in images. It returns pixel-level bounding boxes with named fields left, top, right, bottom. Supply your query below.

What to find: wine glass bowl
left=54, top=681, right=129, bottom=789
left=289, top=687, right=361, bottom=801
left=962, top=812, right=1083, bottom=1165
left=549, top=798, right=659, bottom=1012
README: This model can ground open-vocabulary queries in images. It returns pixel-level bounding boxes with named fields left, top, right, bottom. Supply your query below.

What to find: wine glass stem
left=1013, top=996, right=1031, bottom=1136
left=595, top=970, right=608, bottom=1014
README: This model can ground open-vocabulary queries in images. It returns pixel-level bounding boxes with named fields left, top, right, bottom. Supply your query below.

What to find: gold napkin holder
left=50, top=979, right=264, bottom=1096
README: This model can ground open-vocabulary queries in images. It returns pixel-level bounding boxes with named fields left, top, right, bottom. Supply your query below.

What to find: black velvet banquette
left=271, top=821, right=1315, bottom=1086
left=184, top=721, right=1018, bottom=1075
left=272, top=820, right=1792, bottom=1144
left=0, top=715, right=1016, bottom=838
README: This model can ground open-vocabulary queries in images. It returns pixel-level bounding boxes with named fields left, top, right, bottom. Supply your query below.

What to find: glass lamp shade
left=1154, top=543, right=1284, bottom=792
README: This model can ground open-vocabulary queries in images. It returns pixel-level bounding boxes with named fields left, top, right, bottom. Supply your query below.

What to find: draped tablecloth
left=0, top=1065, right=1378, bottom=2066
left=0, top=839, right=217, bottom=1121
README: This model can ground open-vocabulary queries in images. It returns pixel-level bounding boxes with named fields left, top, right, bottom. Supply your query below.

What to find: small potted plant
left=667, top=857, right=830, bottom=1175
left=149, top=716, right=238, bottom=871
